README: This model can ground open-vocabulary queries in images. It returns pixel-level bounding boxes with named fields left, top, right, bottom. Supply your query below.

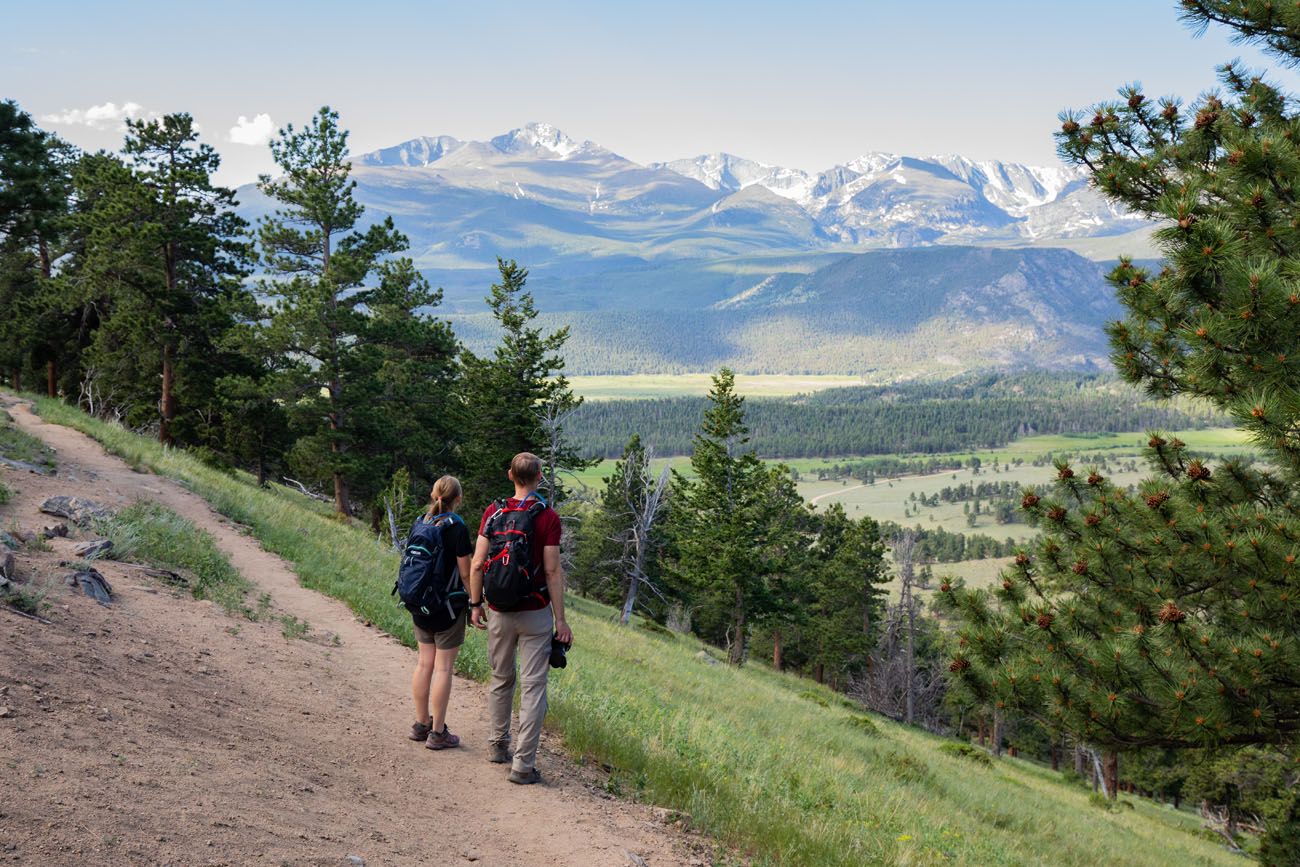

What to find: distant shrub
left=940, top=742, right=993, bottom=765
left=845, top=714, right=881, bottom=736
left=798, top=690, right=830, bottom=708
left=888, top=753, right=932, bottom=785
left=636, top=618, right=674, bottom=638
left=1087, top=792, right=1135, bottom=812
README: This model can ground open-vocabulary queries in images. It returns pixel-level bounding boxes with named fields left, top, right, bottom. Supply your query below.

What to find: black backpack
left=482, top=494, right=549, bottom=610
left=393, top=513, right=468, bottom=631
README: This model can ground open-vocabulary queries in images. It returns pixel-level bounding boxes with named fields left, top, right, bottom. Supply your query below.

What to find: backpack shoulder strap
left=485, top=499, right=512, bottom=532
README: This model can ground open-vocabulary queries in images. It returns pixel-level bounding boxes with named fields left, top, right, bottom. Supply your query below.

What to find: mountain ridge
left=234, top=122, right=1149, bottom=376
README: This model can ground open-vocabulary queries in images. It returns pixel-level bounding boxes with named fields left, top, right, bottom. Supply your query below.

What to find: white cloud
left=228, top=113, right=275, bottom=146
left=40, top=101, right=145, bottom=129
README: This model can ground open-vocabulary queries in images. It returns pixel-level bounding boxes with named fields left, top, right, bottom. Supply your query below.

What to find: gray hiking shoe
left=425, top=725, right=461, bottom=751
left=488, top=741, right=511, bottom=764
left=408, top=721, right=433, bottom=741
left=507, top=767, right=541, bottom=785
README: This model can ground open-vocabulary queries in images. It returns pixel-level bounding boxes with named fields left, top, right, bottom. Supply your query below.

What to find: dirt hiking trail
left=0, top=399, right=701, bottom=866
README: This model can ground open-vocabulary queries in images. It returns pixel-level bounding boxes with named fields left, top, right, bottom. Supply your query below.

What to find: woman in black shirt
left=407, top=476, right=474, bottom=749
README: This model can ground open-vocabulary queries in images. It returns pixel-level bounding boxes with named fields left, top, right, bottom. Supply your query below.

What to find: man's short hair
left=510, top=452, right=542, bottom=486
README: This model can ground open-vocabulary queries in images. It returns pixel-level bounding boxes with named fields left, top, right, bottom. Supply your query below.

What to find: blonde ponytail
left=427, top=475, right=463, bottom=518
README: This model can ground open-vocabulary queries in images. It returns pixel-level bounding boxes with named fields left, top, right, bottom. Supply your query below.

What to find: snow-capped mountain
left=335, top=123, right=1143, bottom=252
left=234, top=122, right=1147, bottom=374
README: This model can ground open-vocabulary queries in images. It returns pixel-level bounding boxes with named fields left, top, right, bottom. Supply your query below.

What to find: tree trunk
left=992, top=709, right=1003, bottom=758
left=814, top=662, right=824, bottom=684
left=1103, top=752, right=1119, bottom=801
left=46, top=360, right=56, bottom=398
left=1074, top=744, right=1087, bottom=776
left=160, top=342, right=176, bottom=445
left=977, top=717, right=986, bottom=747
left=772, top=630, right=783, bottom=670
left=12, top=369, right=20, bottom=392
left=620, top=573, right=637, bottom=625
left=1050, top=742, right=1060, bottom=772
left=333, top=470, right=349, bottom=517
left=728, top=584, right=746, bottom=665
left=38, top=237, right=51, bottom=280
left=256, top=455, right=267, bottom=487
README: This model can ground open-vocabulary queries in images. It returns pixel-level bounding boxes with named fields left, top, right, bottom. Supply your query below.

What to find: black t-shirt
left=438, top=516, right=474, bottom=573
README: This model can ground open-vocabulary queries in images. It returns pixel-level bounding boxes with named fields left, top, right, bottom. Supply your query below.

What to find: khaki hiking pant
left=487, top=605, right=553, bottom=773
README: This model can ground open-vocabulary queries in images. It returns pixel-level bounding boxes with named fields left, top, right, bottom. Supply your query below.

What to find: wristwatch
left=469, top=600, right=484, bottom=608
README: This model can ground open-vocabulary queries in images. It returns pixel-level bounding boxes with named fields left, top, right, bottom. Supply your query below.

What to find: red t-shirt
left=479, top=497, right=562, bottom=612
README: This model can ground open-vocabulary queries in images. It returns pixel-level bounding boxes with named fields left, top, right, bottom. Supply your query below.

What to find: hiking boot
left=488, top=741, right=511, bottom=764
left=409, top=721, right=433, bottom=741
left=425, top=726, right=461, bottom=751
left=507, top=767, right=541, bottom=785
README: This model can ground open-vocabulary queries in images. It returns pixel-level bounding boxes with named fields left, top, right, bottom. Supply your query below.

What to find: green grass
left=99, top=501, right=254, bottom=616
left=1, top=581, right=49, bottom=616
left=0, top=408, right=56, bottom=470
left=33, top=397, right=1241, bottom=866
left=0, top=480, right=11, bottom=505
left=792, top=428, right=1254, bottom=533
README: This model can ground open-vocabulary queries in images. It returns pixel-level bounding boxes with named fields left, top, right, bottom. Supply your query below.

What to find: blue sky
left=6, top=0, right=1298, bottom=186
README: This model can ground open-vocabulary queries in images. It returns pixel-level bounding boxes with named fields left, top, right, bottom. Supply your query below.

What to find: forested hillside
left=569, top=373, right=1227, bottom=458
left=447, top=246, right=1122, bottom=376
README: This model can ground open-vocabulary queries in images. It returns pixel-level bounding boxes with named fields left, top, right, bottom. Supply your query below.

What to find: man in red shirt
left=468, top=452, right=572, bottom=784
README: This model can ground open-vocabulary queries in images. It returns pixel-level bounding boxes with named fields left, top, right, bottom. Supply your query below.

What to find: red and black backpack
left=482, top=493, right=548, bottom=610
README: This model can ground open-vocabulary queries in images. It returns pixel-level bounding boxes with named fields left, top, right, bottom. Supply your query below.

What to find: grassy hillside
left=32, top=397, right=1242, bottom=866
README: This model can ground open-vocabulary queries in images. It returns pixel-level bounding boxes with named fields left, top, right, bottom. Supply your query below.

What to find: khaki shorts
left=412, top=609, right=467, bottom=649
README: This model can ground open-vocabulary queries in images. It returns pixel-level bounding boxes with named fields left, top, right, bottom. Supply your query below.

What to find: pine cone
left=1158, top=601, right=1186, bottom=624
left=1149, top=436, right=1167, bottom=448
left=1187, top=461, right=1211, bottom=481
left=949, top=657, right=971, bottom=673
left=1058, top=466, right=1075, bottom=480
left=1087, top=472, right=1104, bottom=486
left=1047, top=507, right=1068, bottom=522
left=1015, top=552, right=1030, bottom=566
left=1021, top=493, right=1040, bottom=509
left=1036, top=613, right=1054, bottom=630
left=1072, top=560, right=1089, bottom=575
left=1145, top=492, right=1171, bottom=509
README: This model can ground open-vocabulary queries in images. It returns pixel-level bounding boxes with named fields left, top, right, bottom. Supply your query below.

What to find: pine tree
left=802, top=503, right=890, bottom=684
left=665, top=369, right=806, bottom=664
left=0, top=101, right=77, bottom=394
left=943, top=3, right=1300, bottom=833
left=458, top=258, right=589, bottom=510
left=256, top=106, right=409, bottom=515
left=363, top=257, right=460, bottom=498
left=74, top=114, right=248, bottom=442
left=573, top=435, right=646, bottom=607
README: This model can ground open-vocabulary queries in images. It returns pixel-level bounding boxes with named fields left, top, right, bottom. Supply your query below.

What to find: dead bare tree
left=893, top=529, right=920, bottom=725
left=537, top=400, right=582, bottom=506
left=79, top=367, right=124, bottom=422
left=850, top=606, right=948, bottom=732
left=617, top=458, right=671, bottom=625
left=537, top=399, right=590, bottom=579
